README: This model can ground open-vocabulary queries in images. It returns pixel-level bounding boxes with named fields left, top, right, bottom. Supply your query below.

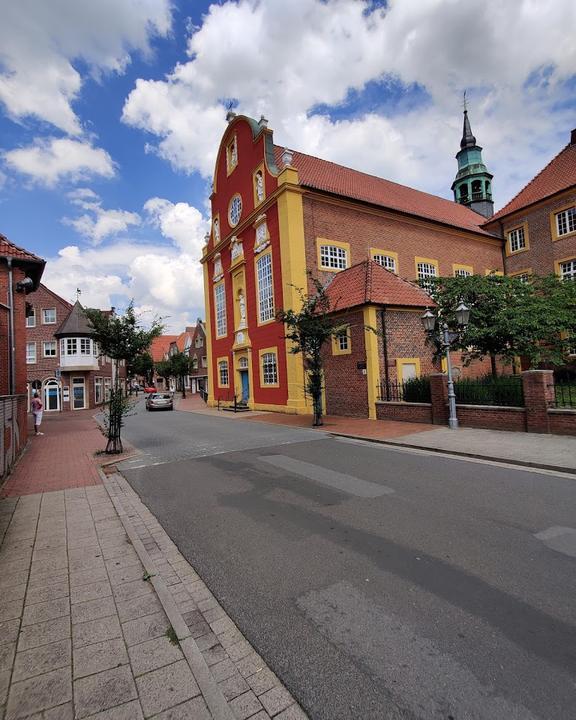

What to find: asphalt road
left=119, top=402, right=576, bottom=720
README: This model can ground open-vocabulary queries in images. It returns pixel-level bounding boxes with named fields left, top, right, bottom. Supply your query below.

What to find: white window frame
left=26, top=309, right=36, bottom=328
left=559, top=259, right=576, bottom=281
left=373, top=254, right=396, bottom=272
left=417, top=262, right=438, bottom=291
left=508, top=227, right=526, bottom=253
left=79, top=338, right=91, bottom=355
left=42, top=307, right=56, bottom=324
left=218, top=360, right=229, bottom=387
left=261, top=352, right=278, bottom=385
left=556, top=206, right=576, bottom=237
left=26, top=342, right=36, bottom=364
left=43, top=341, right=57, bottom=357
left=65, top=338, right=78, bottom=355
left=454, top=268, right=472, bottom=277
left=94, top=377, right=103, bottom=405
left=256, top=253, right=274, bottom=323
left=337, top=331, right=349, bottom=351
left=214, top=283, right=227, bottom=337
left=320, top=244, right=348, bottom=270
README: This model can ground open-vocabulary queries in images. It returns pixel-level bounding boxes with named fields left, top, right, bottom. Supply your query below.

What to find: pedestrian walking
left=31, top=391, right=44, bottom=436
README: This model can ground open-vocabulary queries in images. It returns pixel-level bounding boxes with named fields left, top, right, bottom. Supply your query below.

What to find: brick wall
left=302, top=196, right=504, bottom=292
left=455, top=405, right=526, bottom=431
left=487, top=189, right=576, bottom=277
left=548, top=409, right=576, bottom=436
left=25, top=285, right=72, bottom=384
left=376, top=402, right=432, bottom=423
left=322, top=309, right=369, bottom=417
left=376, top=308, right=439, bottom=384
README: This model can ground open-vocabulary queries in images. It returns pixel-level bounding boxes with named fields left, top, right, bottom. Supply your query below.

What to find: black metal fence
left=453, top=376, right=524, bottom=407
left=378, top=377, right=431, bottom=403
left=554, top=382, right=576, bottom=408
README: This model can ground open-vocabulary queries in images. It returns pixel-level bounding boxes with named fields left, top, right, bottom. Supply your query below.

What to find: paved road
left=119, top=403, right=576, bottom=720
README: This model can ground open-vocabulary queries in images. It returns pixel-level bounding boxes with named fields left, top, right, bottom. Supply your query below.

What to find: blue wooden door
left=240, top=370, right=249, bottom=403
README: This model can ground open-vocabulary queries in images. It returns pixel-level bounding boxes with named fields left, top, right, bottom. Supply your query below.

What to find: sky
left=1, top=0, right=575, bottom=332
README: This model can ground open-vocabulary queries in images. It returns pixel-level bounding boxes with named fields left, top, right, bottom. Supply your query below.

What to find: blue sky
left=1, top=0, right=575, bottom=331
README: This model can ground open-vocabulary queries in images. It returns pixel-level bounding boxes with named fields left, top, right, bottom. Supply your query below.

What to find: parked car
left=145, top=393, right=173, bottom=411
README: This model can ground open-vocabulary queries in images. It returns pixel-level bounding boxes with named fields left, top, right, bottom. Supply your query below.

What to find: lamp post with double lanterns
left=421, top=301, right=470, bottom=430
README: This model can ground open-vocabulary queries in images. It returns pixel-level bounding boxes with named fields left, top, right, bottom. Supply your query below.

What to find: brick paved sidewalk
left=1, top=411, right=135, bottom=498
left=0, top=407, right=308, bottom=720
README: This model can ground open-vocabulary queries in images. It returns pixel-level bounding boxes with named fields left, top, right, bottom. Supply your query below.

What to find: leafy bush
left=453, top=374, right=524, bottom=407
left=402, top=376, right=432, bottom=403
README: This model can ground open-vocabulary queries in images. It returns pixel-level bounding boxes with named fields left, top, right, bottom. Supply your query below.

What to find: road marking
left=535, top=526, right=576, bottom=558
left=260, top=454, right=395, bottom=498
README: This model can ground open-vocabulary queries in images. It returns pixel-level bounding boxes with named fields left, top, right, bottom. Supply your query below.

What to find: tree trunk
left=490, top=353, right=497, bottom=378
left=181, top=375, right=186, bottom=399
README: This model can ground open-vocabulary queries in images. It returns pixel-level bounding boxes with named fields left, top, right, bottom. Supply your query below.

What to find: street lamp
left=421, top=303, right=470, bottom=430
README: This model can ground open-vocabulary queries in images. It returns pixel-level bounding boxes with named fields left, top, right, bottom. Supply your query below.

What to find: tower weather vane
left=76, top=288, right=82, bottom=301
left=463, top=90, right=468, bottom=112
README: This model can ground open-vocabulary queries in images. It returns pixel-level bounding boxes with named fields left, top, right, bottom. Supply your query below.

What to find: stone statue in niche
left=229, top=138, right=238, bottom=167
left=231, top=237, right=243, bottom=261
left=213, top=218, right=220, bottom=244
left=255, top=170, right=264, bottom=202
left=237, top=290, right=246, bottom=328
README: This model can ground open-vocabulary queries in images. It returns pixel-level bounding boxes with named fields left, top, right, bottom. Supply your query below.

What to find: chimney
left=571, top=128, right=576, bottom=145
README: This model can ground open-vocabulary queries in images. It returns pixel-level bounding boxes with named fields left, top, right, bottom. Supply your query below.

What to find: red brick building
left=1, top=234, right=45, bottom=477
left=25, top=284, right=124, bottom=411
left=483, top=128, right=576, bottom=283
left=201, top=114, right=503, bottom=418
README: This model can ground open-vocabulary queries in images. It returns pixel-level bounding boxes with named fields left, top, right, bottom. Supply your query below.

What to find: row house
left=159, top=320, right=208, bottom=394
left=201, top=112, right=504, bottom=418
left=25, top=283, right=125, bottom=411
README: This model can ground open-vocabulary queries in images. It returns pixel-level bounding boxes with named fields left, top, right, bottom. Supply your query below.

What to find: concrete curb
left=329, top=431, right=576, bottom=476
left=98, top=468, right=235, bottom=720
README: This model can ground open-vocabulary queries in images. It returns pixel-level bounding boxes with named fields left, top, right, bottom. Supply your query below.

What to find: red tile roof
left=274, top=147, right=493, bottom=237
left=487, top=138, right=576, bottom=223
left=325, top=260, right=433, bottom=312
left=150, top=335, right=178, bottom=362
left=0, top=233, right=44, bottom=263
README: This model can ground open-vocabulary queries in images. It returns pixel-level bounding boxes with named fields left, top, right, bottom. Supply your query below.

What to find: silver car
left=145, top=393, right=173, bottom=411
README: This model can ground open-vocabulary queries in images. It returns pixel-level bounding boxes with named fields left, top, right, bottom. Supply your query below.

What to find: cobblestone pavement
left=0, top=468, right=308, bottom=719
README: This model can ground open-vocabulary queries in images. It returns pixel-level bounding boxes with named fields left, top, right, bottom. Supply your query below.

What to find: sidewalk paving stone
left=0, top=410, right=309, bottom=720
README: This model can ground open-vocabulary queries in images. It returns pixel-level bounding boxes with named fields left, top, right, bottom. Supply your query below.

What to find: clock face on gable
left=228, top=194, right=243, bottom=227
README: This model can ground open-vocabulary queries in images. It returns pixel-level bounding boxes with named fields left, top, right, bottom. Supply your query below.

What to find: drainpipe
left=380, top=308, right=390, bottom=400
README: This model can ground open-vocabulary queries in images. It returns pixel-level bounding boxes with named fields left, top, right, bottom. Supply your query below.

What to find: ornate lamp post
left=421, top=302, right=470, bottom=430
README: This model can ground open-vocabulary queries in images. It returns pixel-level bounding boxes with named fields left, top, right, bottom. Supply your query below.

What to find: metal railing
left=453, top=376, right=524, bottom=407
left=377, top=377, right=431, bottom=403
left=553, top=382, right=576, bottom=408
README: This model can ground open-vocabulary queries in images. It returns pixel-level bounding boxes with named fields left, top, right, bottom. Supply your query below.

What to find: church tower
left=451, top=106, right=494, bottom=218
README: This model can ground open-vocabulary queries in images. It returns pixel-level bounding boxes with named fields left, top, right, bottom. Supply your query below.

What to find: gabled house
left=25, top=283, right=125, bottom=411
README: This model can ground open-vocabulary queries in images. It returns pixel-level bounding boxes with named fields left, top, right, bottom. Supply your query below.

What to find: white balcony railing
left=59, top=354, right=99, bottom=371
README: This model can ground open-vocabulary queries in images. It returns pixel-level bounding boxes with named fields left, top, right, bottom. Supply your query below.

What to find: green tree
left=276, top=278, right=342, bottom=427
left=155, top=359, right=172, bottom=389
left=426, top=273, right=576, bottom=376
left=129, top=352, right=154, bottom=386
left=85, top=302, right=163, bottom=453
left=169, top=352, right=191, bottom=398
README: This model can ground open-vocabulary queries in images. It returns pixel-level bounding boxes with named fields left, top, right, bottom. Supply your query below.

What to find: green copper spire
left=451, top=106, right=494, bottom=218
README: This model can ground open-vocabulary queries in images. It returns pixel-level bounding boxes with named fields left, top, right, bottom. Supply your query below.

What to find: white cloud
left=122, top=0, right=576, bottom=206
left=144, top=197, right=209, bottom=256
left=43, top=235, right=206, bottom=333
left=0, top=0, right=172, bottom=134
left=4, top=138, right=115, bottom=187
left=62, top=190, right=141, bottom=244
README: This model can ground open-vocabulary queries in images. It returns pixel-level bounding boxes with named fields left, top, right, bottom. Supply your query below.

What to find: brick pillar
left=522, top=370, right=554, bottom=434
left=429, top=373, right=449, bottom=426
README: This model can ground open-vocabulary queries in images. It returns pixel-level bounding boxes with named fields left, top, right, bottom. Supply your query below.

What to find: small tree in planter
left=277, top=278, right=342, bottom=427
left=85, top=303, right=163, bottom=453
